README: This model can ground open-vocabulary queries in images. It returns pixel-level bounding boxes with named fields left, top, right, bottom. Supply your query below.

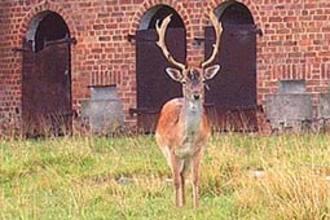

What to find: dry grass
left=0, top=133, right=329, bottom=219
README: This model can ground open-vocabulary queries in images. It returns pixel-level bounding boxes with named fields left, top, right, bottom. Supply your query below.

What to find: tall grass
left=0, top=133, right=329, bottom=219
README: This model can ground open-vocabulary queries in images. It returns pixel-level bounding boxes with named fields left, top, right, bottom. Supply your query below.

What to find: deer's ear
left=166, top=67, right=184, bottom=82
left=204, top=65, right=220, bottom=80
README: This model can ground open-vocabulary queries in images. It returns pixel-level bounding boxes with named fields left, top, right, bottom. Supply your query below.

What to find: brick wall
left=256, top=0, right=330, bottom=116
left=0, top=0, right=330, bottom=134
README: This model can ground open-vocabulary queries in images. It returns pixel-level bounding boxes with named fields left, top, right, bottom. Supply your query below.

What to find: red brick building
left=0, top=0, right=330, bottom=135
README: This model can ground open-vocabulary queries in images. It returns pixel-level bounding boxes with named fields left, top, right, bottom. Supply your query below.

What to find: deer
left=155, top=12, right=222, bottom=208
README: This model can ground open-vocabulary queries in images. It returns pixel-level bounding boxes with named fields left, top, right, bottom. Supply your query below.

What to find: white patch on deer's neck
left=184, top=99, right=203, bottom=136
left=175, top=99, right=203, bottom=158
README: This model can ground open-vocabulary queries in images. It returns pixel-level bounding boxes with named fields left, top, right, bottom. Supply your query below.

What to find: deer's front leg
left=192, top=150, right=203, bottom=208
left=171, top=155, right=184, bottom=207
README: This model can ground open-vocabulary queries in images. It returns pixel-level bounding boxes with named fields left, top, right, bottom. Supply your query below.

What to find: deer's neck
left=174, top=98, right=204, bottom=158
left=181, top=99, right=203, bottom=136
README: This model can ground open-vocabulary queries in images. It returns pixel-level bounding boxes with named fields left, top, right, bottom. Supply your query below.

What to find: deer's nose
left=193, top=94, right=200, bottom=100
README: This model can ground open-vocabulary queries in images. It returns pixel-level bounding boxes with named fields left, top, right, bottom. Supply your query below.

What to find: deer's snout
left=193, top=94, right=200, bottom=100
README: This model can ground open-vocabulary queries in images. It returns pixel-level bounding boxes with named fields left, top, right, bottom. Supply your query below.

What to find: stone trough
left=265, top=80, right=313, bottom=132
left=81, top=85, right=124, bottom=134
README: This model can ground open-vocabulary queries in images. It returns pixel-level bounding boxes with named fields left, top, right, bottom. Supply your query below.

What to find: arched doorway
left=22, top=11, right=72, bottom=137
left=205, top=1, right=257, bottom=132
left=134, top=5, right=186, bottom=133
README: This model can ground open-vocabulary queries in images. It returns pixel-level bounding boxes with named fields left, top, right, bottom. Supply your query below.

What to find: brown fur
left=156, top=98, right=210, bottom=151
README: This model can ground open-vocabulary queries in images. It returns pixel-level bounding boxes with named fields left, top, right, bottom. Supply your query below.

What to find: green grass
left=0, top=133, right=329, bottom=219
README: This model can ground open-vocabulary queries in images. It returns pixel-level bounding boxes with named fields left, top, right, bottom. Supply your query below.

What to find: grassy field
left=0, top=133, right=329, bottom=219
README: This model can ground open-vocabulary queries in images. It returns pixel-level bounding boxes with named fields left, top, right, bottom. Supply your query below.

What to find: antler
left=156, top=14, right=186, bottom=70
left=201, top=13, right=223, bottom=68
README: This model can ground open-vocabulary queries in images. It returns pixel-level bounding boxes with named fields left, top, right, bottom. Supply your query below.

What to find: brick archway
left=130, top=0, right=192, bottom=39
left=206, top=0, right=262, bottom=28
left=19, top=1, right=77, bottom=43
left=25, top=10, right=71, bottom=52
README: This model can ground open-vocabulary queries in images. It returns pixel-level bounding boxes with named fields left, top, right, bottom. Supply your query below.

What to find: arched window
left=134, top=5, right=186, bottom=133
left=22, top=11, right=72, bottom=137
left=205, top=1, right=257, bottom=132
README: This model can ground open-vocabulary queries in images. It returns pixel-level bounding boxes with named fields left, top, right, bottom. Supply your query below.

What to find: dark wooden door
left=204, top=24, right=257, bottom=132
left=135, top=28, right=186, bottom=133
left=22, top=39, right=72, bottom=137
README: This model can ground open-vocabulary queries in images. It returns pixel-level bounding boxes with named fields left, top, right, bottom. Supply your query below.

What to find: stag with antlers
left=155, top=13, right=222, bottom=208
